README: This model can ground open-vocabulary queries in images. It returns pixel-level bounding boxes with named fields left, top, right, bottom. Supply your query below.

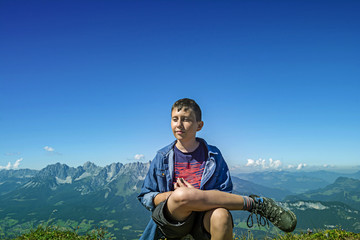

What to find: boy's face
left=171, top=107, right=203, bottom=142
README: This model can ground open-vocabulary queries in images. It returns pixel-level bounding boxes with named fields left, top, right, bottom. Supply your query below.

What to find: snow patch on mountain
left=56, top=176, right=72, bottom=184
left=286, top=201, right=329, bottom=210
left=75, top=172, right=92, bottom=181
left=137, top=175, right=145, bottom=180
left=23, top=181, right=41, bottom=188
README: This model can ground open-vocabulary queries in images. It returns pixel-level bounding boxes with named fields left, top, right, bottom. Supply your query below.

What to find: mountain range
left=233, top=170, right=360, bottom=194
left=0, top=162, right=359, bottom=239
left=0, top=162, right=150, bottom=239
left=285, top=177, right=360, bottom=211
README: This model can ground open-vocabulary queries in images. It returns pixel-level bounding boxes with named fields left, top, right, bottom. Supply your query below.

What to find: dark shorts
left=152, top=200, right=233, bottom=240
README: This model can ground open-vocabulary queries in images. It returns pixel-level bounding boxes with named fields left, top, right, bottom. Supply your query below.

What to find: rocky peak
left=0, top=169, right=38, bottom=180
left=103, top=162, right=123, bottom=182
left=119, top=161, right=150, bottom=177
left=18, top=161, right=151, bottom=192
left=82, top=161, right=101, bottom=175
left=36, top=163, right=84, bottom=181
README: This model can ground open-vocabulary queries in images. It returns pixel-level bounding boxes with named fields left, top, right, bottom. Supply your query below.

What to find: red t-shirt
left=173, top=143, right=208, bottom=189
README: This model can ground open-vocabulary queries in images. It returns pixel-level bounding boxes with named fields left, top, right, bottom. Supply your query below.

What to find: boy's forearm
left=153, top=191, right=173, bottom=207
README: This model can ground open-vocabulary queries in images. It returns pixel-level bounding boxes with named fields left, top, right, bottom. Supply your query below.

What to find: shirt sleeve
left=215, top=150, right=233, bottom=193
left=218, top=160, right=233, bottom=193
left=137, top=154, right=161, bottom=212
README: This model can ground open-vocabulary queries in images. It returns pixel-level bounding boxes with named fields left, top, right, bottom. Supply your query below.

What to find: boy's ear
left=197, top=121, right=204, bottom=131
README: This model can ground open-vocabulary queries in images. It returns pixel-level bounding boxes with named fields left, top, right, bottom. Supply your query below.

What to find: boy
left=138, top=98, right=296, bottom=240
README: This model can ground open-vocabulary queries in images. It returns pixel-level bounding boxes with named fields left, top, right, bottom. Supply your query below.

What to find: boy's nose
left=176, top=120, right=183, bottom=127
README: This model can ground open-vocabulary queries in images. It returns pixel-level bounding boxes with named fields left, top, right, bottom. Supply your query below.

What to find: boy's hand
left=174, top=178, right=195, bottom=189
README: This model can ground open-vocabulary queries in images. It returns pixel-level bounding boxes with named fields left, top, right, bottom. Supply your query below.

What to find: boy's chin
left=174, top=134, right=185, bottom=140
left=174, top=136, right=197, bottom=142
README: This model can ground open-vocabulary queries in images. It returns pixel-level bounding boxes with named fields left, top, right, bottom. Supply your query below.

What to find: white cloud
left=44, top=146, right=55, bottom=152
left=286, top=163, right=307, bottom=170
left=13, top=158, right=23, bottom=169
left=296, top=163, right=307, bottom=170
left=269, top=158, right=282, bottom=168
left=245, top=159, right=255, bottom=166
left=134, top=154, right=145, bottom=160
left=0, top=162, right=11, bottom=170
left=0, top=158, right=23, bottom=170
left=245, top=158, right=282, bottom=170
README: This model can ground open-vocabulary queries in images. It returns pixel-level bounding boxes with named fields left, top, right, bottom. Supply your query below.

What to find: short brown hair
left=171, top=98, right=202, bottom=121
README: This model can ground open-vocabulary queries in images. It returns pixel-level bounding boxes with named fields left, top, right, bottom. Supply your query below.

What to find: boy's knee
left=168, top=187, right=194, bottom=206
left=210, top=208, right=233, bottom=228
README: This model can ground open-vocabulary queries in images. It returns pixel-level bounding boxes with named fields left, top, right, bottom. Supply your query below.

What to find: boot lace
left=246, top=198, right=282, bottom=229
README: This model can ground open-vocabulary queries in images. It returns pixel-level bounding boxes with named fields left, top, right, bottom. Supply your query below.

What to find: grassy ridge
left=11, top=225, right=108, bottom=240
left=10, top=226, right=360, bottom=240
left=272, top=228, right=360, bottom=240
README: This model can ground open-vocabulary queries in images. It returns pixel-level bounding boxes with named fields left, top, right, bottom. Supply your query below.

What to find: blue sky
left=1, top=0, right=359, bottom=171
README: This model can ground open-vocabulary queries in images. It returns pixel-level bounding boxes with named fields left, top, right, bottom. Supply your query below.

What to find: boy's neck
left=175, top=139, right=199, bottom=153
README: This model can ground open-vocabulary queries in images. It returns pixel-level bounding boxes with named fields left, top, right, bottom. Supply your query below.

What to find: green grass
left=233, top=228, right=360, bottom=240
left=11, top=225, right=109, bottom=240
left=273, top=228, right=360, bottom=240
left=10, top=226, right=360, bottom=240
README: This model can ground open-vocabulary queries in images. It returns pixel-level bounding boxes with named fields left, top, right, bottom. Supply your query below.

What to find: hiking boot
left=247, top=195, right=297, bottom=232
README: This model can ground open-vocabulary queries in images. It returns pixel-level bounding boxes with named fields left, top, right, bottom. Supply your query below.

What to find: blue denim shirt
left=137, top=138, right=233, bottom=240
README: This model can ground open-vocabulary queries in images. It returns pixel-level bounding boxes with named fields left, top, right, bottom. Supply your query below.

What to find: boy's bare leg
left=153, top=179, right=238, bottom=239
left=203, top=208, right=233, bottom=240
left=163, top=178, right=297, bottom=235
left=166, top=186, right=245, bottom=221
left=164, top=185, right=237, bottom=240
